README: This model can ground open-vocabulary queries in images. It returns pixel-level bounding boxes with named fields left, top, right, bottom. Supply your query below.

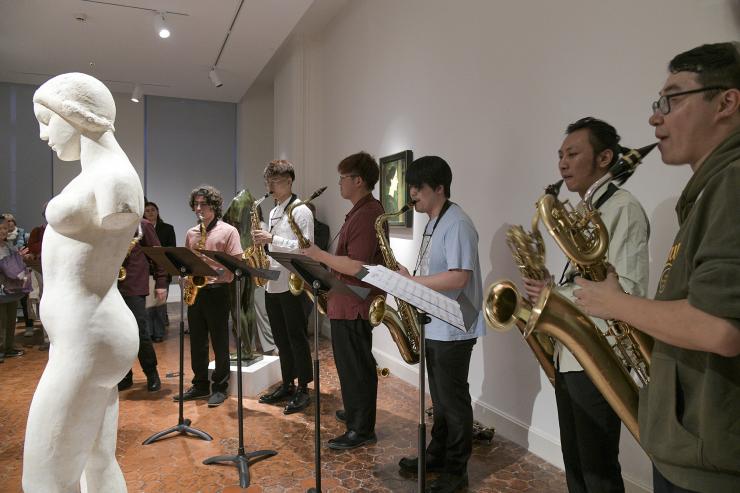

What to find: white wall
left=251, top=0, right=739, bottom=491
left=237, top=82, right=274, bottom=193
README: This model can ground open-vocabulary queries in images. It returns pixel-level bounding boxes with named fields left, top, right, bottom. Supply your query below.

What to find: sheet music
left=360, top=264, right=466, bottom=330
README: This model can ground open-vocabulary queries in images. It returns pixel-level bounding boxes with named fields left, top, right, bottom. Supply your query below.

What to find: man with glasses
left=253, top=160, right=314, bottom=414
left=523, top=117, right=650, bottom=493
left=300, top=151, right=386, bottom=450
left=175, top=185, right=243, bottom=408
left=575, top=42, right=740, bottom=492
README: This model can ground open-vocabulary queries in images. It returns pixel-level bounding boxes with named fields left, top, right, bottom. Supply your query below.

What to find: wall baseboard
left=373, top=347, right=652, bottom=493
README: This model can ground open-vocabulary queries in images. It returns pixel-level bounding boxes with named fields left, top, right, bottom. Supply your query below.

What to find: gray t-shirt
left=416, top=203, right=485, bottom=341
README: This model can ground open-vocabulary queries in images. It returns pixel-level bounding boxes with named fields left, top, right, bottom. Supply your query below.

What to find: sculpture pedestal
left=208, top=355, right=281, bottom=397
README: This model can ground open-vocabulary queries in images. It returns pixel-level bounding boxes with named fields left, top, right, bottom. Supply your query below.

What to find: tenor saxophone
left=368, top=202, right=421, bottom=365
left=286, top=186, right=328, bottom=314
left=183, top=216, right=208, bottom=306
left=243, top=192, right=272, bottom=287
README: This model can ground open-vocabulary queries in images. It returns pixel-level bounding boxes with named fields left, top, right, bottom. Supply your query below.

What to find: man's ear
left=716, top=88, right=740, bottom=119
left=596, top=149, right=614, bottom=170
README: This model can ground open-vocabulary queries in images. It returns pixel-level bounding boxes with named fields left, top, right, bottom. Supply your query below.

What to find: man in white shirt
left=523, top=117, right=649, bottom=493
left=253, top=160, right=314, bottom=414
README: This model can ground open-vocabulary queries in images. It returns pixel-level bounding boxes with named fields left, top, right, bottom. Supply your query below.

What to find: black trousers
left=123, top=295, right=158, bottom=377
left=330, top=318, right=377, bottom=436
left=426, top=338, right=476, bottom=475
left=652, top=465, right=698, bottom=493
left=265, top=290, right=312, bottom=387
left=554, top=370, right=624, bottom=493
left=187, top=284, right=231, bottom=393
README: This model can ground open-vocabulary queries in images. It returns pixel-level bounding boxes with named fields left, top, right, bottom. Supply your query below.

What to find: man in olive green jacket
left=574, top=42, right=740, bottom=493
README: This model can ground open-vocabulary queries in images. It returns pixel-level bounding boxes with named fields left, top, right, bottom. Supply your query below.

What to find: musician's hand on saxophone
left=522, top=272, right=552, bottom=302
left=299, top=243, right=322, bottom=260
left=573, top=267, right=624, bottom=320
left=251, top=228, right=272, bottom=245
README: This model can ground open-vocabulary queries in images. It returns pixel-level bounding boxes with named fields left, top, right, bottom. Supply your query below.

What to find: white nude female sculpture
left=23, top=73, right=143, bottom=493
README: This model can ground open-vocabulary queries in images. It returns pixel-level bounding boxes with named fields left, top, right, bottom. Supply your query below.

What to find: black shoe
left=327, top=430, right=377, bottom=450
left=259, top=384, right=296, bottom=404
left=118, top=376, right=133, bottom=391
left=425, top=472, right=468, bottom=493
left=207, top=390, right=227, bottom=407
left=173, top=386, right=210, bottom=401
left=38, top=342, right=50, bottom=351
left=283, top=388, right=310, bottom=414
left=4, top=348, right=24, bottom=358
left=147, top=373, right=162, bottom=392
left=399, top=455, right=446, bottom=474
left=335, top=409, right=346, bottom=423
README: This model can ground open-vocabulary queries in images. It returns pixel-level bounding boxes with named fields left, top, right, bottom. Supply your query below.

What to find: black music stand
left=139, top=246, right=216, bottom=445
left=199, top=250, right=279, bottom=487
left=269, top=252, right=369, bottom=493
left=356, top=265, right=470, bottom=493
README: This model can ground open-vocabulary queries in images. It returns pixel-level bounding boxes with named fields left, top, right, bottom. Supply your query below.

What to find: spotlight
left=155, top=12, right=170, bottom=39
left=131, top=84, right=143, bottom=103
left=208, top=68, right=223, bottom=88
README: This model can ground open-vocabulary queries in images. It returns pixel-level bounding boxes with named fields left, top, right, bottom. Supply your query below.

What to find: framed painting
left=379, top=150, right=413, bottom=228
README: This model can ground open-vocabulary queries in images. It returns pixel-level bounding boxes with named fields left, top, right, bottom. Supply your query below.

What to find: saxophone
left=368, top=202, right=421, bottom=365
left=286, top=186, right=328, bottom=313
left=118, top=223, right=143, bottom=282
left=536, top=144, right=656, bottom=384
left=485, top=207, right=558, bottom=385
left=243, top=192, right=272, bottom=287
left=482, top=144, right=656, bottom=443
left=183, top=216, right=208, bottom=305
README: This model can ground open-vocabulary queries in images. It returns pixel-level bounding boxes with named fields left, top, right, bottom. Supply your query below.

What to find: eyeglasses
left=651, top=86, right=728, bottom=115
left=339, top=174, right=359, bottom=181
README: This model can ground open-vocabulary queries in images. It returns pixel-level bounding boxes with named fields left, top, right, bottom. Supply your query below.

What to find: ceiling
left=0, top=0, right=315, bottom=103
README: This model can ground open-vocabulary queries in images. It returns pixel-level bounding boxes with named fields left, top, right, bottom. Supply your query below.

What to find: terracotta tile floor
left=0, top=309, right=566, bottom=492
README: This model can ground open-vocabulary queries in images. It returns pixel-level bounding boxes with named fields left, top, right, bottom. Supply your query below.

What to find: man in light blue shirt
left=397, top=156, right=484, bottom=493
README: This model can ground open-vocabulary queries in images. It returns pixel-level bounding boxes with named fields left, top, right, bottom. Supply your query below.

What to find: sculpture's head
left=33, top=73, right=116, bottom=161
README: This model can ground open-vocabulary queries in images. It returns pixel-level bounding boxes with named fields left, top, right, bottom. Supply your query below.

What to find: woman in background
left=143, top=201, right=175, bottom=342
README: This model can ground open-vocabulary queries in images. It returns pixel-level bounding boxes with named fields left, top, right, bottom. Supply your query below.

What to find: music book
left=357, top=264, right=468, bottom=331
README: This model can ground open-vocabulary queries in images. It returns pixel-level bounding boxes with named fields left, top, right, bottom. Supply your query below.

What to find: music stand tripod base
left=200, top=260, right=277, bottom=488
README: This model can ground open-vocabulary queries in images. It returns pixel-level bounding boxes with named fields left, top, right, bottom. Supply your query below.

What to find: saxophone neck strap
left=413, top=200, right=454, bottom=276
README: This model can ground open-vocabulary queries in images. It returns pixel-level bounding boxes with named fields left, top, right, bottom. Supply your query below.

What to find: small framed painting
left=379, top=150, right=413, bottom=228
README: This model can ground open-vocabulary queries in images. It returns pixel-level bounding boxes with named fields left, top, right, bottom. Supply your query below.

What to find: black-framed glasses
left=651, top=86, right=728, bottom=115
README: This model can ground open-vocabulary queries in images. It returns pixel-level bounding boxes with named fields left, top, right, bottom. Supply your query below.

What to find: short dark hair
left=566, top=117, right=623, bottom=167
left=263, top=159, right=295, bottom=181
left=189, top=185, right=223, bottom=219
left=406, top=156, right=452, bottom=198
left=669, top=42, right=740, bottom=100
left=337, top=151, right=380, bottom=191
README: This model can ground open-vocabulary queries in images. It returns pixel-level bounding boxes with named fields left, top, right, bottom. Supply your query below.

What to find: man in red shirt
left=117, top=218, right=168, bottom=392
left=302, top=151, right=387, bottom=450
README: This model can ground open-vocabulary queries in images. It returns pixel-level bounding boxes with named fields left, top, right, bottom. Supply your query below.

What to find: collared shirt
left=118, top=219, right=168, bottom=297
left=416, top=203, right=485, bottom=341
left=266, top=195, right=313, bottom=293
left=554, top=184, right=650, bottom=372
left=327, top=193, right=386, bottom=320
left=184, top=219, right=243, bottom=285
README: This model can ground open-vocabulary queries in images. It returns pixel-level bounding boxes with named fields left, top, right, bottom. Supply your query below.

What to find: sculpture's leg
left=23, top=361, right=109, bottom=493
left=81, top=388, right=126, bottom=493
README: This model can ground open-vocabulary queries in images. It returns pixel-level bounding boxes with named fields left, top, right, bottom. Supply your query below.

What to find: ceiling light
left=208, top=68, right=223, bottom=88
left=155, top=12, right=170, bottom=39
left=131, top=84, right=143, bottom=103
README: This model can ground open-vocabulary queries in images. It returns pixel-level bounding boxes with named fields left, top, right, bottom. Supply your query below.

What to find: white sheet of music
left=360, top=264, right=466, bottom=331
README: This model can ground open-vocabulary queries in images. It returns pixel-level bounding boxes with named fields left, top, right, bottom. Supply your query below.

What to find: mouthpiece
left=310, top=186, right=328, bottom=200
left=609, top=143, right=658, bottom=185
